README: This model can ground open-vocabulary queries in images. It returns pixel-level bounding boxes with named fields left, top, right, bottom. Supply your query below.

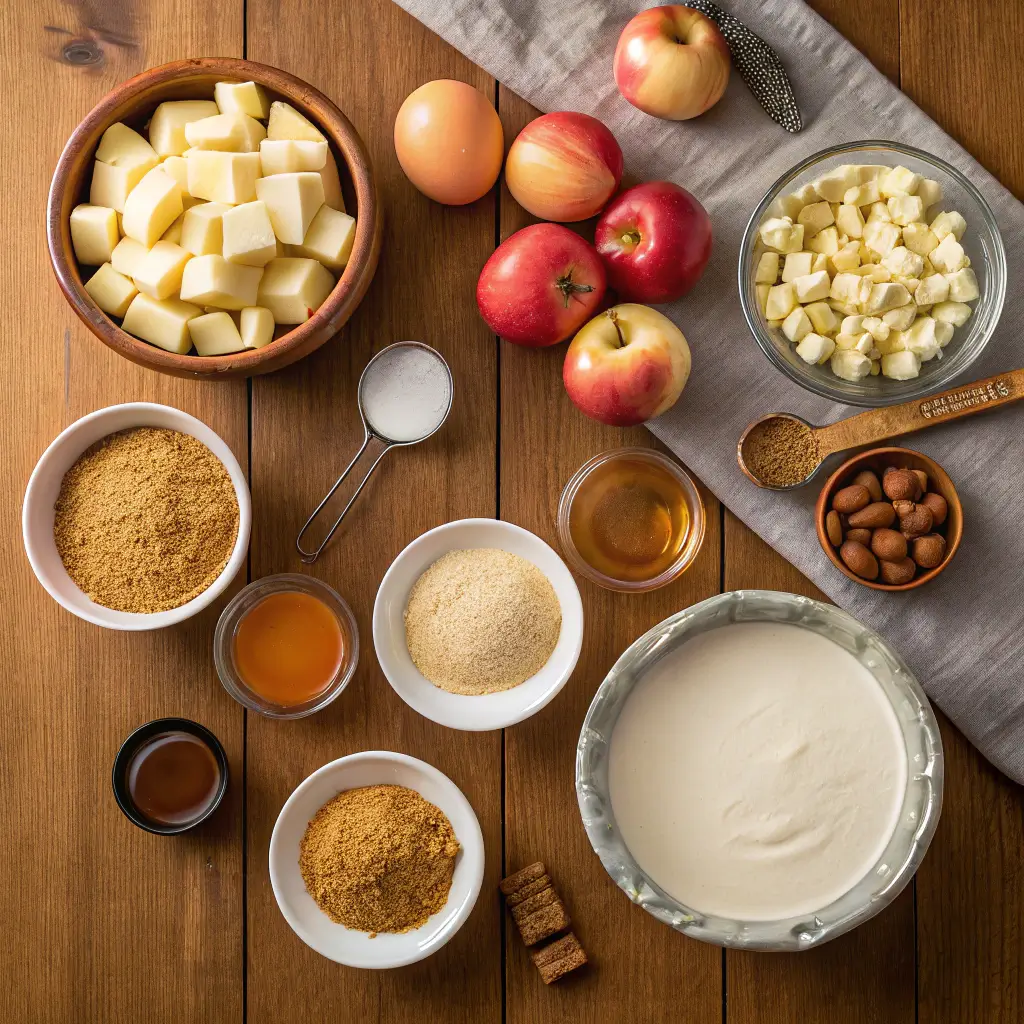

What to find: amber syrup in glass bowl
left=558, top=449, right=705, bottom=592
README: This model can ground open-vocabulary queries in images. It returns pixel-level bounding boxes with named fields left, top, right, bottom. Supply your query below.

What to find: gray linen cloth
left=393, top=0, right=1024, bottom=784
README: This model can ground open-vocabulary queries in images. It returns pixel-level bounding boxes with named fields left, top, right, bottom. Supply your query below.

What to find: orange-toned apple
left=614, top=5, right=731, bottom=121
left=563, top=303, right=691, bottom=426
left=505, top=112, right=624, bottom=222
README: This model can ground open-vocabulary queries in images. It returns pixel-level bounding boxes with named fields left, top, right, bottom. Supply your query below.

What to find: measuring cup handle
left=296, top=433, right=391, bottom=563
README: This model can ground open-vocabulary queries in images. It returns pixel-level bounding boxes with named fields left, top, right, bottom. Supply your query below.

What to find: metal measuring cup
left=296, top=341, right=453, bottom=562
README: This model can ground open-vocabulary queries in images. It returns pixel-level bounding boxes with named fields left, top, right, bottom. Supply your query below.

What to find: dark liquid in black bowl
left=126, top=731, right=221, bottom=827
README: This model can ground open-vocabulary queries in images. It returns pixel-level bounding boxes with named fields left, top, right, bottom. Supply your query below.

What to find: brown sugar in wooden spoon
left=738, top=368, right=1024, bottom=490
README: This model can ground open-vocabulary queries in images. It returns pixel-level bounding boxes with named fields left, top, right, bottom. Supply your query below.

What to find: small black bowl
left=112, top=717, right=229, bottom=835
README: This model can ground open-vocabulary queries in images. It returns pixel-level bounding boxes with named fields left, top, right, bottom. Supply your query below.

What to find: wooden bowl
left=815, top=447, right=963, bottom=592
left=46, top=58, right=382, bottom=380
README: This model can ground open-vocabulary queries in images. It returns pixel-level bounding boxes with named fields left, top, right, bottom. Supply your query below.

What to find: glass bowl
left=576, top=590, right=943, bottom=951
left=214, top=573, right=359, bottom=719
left=738, top=141, right=1006, bottom=407
left=556, top=448, right=706, bottom=593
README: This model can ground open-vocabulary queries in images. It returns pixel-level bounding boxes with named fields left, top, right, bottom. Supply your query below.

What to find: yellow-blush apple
left=614, top=5, right=731, bottom=121
left=563, top=304, right=691, bottom=425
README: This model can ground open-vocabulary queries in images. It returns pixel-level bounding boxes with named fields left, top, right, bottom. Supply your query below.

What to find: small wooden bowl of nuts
left=815, top=447, right=962, bottom=591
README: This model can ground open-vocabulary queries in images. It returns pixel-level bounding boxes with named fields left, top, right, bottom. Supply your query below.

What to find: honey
left=233, top=590, right=344, bottom=706
left=567, top=453, right=691, bottom=583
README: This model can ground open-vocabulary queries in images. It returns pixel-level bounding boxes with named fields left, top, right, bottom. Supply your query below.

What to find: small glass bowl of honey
left=557, top=448, right=705, bottom=593
left=214, top=574, right=359, bottom=719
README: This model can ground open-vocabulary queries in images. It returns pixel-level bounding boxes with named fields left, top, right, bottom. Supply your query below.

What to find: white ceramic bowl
left=373, top=519, right=584, bottom=731
left=269, top=750, right=485, bottom=968
left=23, top=402, right=251, bottom=630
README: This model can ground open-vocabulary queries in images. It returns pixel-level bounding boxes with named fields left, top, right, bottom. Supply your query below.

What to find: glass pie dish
left=738, top=141, right=1006, bottom=407
left=576, top=590, right=943, bottom=951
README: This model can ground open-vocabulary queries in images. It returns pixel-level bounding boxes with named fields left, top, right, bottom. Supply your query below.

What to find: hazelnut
left=832, top=484, right=871, bottom=514
left=883, top=468, right=920, bottom=501
left=848, top=502, right=897, bottom=529
left=846, top=528, right=873, bottom=545
left=898, top=502, right=934, bottom=539
left=920, top=491, right=948, bottom=526
left=825, top=510, right=843, bottom=546
left=911, top=469, right=929, bottom=494
left=879, top=556, right=917, bottom=585
left=852, top=469, right=882, bottom=503
left=871, top=528, right=908, bottom=561
left=840, top=540, right=879, bottom=580
left=912, top=533, right=947, bottom=569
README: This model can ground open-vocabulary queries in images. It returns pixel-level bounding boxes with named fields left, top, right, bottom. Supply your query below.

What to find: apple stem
left=606, top=308, right=626, bottom=348
left=556, top=267, right=595, bottom=308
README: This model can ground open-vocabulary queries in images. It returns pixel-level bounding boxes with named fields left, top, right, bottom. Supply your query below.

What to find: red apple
left=614, top=5, right=731, bottom=121
left=595, top=181, right=712, bottom=304
left=476, top=223, right=607, bottom=347
left=505, top=112, right=624, bottom=222
left=563, top=303, right=691, bottom=426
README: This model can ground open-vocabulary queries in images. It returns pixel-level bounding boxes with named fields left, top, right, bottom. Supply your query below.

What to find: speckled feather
left=688, top=0, right=803, bottom=132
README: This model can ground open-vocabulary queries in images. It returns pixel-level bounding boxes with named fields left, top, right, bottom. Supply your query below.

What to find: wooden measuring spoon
left=738, top=368, right=1024, bottom=489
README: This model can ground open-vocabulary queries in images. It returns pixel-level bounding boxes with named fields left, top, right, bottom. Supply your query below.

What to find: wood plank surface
left=244, top=1, right=502, bottom=1021
left=0, top=2, right=247, bottom=1022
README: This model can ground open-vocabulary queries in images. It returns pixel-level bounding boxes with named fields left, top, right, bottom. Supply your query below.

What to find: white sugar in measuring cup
left=296, top=342, right=453, bottom=562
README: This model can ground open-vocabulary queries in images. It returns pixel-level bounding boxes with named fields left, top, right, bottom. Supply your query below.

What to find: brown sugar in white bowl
left=47, top=57, right=382, bottom=380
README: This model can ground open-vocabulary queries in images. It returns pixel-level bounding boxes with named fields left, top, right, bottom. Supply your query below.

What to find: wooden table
left=4, top=0, right=1023, bottom=1020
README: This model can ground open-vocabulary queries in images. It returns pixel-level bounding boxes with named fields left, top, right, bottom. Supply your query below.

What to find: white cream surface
left=608, top=622, right=907, bottom=921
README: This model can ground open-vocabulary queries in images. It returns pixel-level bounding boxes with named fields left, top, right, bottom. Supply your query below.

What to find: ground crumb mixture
left=53, top=427, right=239, bottom=613
left=299, top=784, right=460, bottom=935
left=742, top=416, right=820, bottom=487
left=404, top=548, right=561, bottom=695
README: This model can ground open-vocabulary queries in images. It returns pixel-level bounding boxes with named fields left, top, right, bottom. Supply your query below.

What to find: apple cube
left=222, top=201, right=278, bottom=267
left=861, top=317, right=890, bottom=343
left=932, top=301, right=973, bottom=326
left=865, top=282, right=911, bottom=314
left=188, top=311, right=247, bottom=355
left=759, top=217, right=803, bottom=253
left=89, top=153, right=156, bottom=213
left=930, top=210, right=967, bottom=241
left=160, top=155, right=189, bottom=191
left=840, top=315, right=865, bottom=335
left=866, top=201, right=892, bottom=223
left=258, top=139, right=328, bottom=175
left=887, top=195, right=924, bottom=226
left=180, top=202, right=231, bottom=256
left=843, top=181, right=880, bottom=207
left=161, top=212, right=186, bottom=245
left=795, top=332, right=834, bottom=365
left=863, top=220, right=901, bottom=258
left=793, top=270, right=831, bottom=304
left=882, top=246, right=924, bottom=278
left=764, top=282, right=797, bottom=321
left=883, top=305, right=918, bottom=330
left=95, top=122, right=157, bottom=168
left=755, top=284, right=770, bottom=315
left=831, top=349, right=872, bottom=381
left=946, top=267, right=979, bottom=302
left=149, top=100, right=220, bottom=156
left=121, top=292, right=202, bottom=353
left=84, top=263, right=137, bottom=318
left=781, top=307, right=812, bottom=343
left=917, top=178, right=943, bottom=209
left=804, top=302, right=837, bottom=336
left=180, top=255, right=263, bottom=310
left=111, top=237, right=149, bottom=278
left=69, top=204, right=119, bottom=265
left=857, top=165, right=889, bottom=181
left=754, top=251, right=779, bottom=284
left=902, top=222, right=939, bottom=256
left=766, top=193, right=804, bottom=221
left=214, top=80, right=270, bottom=120
left=882, top=350, right=921, bottom=380
left=929, top=234, right=967, bottom=274
left=829, top=273, right=863, bottom=306
left=267, top=100, right=325, bottom=142
left=935, top=320, right=955, bottom=347
left=187, top=151, right=262, bottom=204
left=905, top=317, right=942, bottom=361
left=880, top=166, right=921, bottom=198
left=807, top=226, right=839, bottom=256
left=133, top=240, right=192, bottom=300
left=122, top=167, right=183, bottom=246
left=254, top=172, right=325, bottom=244
left=835, top=204, right=865, bottom=239
left=184, top=113, right=267, bottom=152
left=781, top=252, right=813, bottom=282
left=240, top=306, right=275, bottom=349
left=915, top=274, right=949, bottom=307
left=290, top=206, right=356, bottom=271
left=829, top=243, right=861, bottom=274
left=813, top=165, right=861, bottom=203
left=797, top=201, right=834, bottom=236
left=256, top=257, right=334, bottom=323
left=319, top=149, right=345, bottom=212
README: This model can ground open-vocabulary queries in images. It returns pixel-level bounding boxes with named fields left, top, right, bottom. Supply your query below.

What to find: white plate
left=269, top=751, right=484, bottom=968
left=373, top=518, right=584, bottom=730
left=22, top=403, right=250, bottom=630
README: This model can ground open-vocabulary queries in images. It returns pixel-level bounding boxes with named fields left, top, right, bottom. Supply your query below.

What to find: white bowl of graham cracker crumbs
left=269, top=750, right=485, bottom=968
left=23, top=402, right=250, bottom=630
left=373, top=519, right=584, bottom=730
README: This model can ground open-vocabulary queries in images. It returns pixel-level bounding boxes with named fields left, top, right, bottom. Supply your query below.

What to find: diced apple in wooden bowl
left=47, top=58, right=381, bottom=379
